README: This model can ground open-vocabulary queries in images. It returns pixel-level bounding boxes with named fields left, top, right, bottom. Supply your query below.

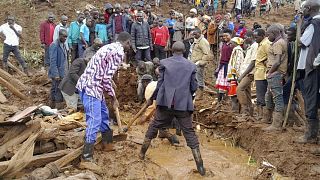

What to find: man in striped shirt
left=76, top=32, right=131, bottom=163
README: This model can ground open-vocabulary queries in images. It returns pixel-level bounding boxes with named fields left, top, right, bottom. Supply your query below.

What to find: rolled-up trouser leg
left=80, top=91, right=104, bottom=144
left=196, top=65, right=205, bottom=88
left=175, top=111, right=199, bottom=149
left=145, top=107, right=174, bottom=140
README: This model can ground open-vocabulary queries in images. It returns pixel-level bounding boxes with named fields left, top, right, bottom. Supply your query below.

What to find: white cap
left=190, top=8, right=197, bottom=14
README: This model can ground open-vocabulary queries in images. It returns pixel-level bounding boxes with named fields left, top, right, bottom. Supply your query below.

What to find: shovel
left=123, top=102, right=149, bottom=132
left=113, top=107, right=128, bottom=141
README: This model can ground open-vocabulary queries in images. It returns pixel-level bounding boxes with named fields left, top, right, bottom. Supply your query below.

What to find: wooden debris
left=7, top=62, right=27, bottom=77
left=0, top=77, right=30, bottom=101
left=0, top=68, right=27, bottom=90
left=2, top=104, right=42, bottom=125
left=0, top=127, right=41, bottom=178
left=0, top=90, right=7, bottom=103
left=192, top=121, right=216, bottom=129
left=0, top=125, right=26, bottom=146
left=0, top=123, right=40, bottom=159
left=29, top=136, right=102, bottom=179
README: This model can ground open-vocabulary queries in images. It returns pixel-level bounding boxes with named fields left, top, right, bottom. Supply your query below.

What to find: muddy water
left=127, top=125, right=256, bottom=180
left=119, top=111, right=256, bottom=179
left=148, top=134, right=256, bottom=179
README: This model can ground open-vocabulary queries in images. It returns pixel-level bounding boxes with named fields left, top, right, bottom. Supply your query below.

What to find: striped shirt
left=76, top=42, right=124, bottom=100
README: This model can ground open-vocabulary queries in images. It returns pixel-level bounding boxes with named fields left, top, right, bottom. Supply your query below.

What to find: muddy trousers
left=265, top=73, right=284, bottom=112
left=145, top=106, right=199, bottom=149
left=236, top=74, right=253, bottom=109
left=79, top=90, right=111, bottom=144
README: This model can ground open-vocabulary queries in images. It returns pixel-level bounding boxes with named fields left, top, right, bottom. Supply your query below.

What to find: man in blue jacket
left=139, top=41, right=205, bottom=176
left=48, top=29, right=68, bottom=109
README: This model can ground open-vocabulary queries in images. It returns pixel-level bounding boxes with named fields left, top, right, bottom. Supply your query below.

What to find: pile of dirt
left=193, top=94, right=320, bottom=180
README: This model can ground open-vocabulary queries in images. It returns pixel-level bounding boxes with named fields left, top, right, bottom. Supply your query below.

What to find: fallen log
left=0, top=128, right=41, bottom=178
left=0, top=123, right=40, bottom=159
left=0, top=125, right=26, bottom=146
left=0, top=68, right=27, bottom=90
left=0, top=77, right=30, bottom=101
left=29, top=136, right=102, bottom=179
left=0, top=149, right=71, bottom=173
left=7, top=61, right=27, bottom=77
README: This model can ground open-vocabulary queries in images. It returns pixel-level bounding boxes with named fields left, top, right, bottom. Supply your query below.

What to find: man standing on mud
left=139, top=41, right=205, bottom=176
left=295, top=0, right=320, bottom=144
left=263, top=24, right=288, bottom=132
left=190, top=28, right=211, bottom=100
left=48, top=29, right=68, bottom=109
left=76, top=32, right=132, bottom=163
left=40, top=13, right=56, bottom=69
left=0, top=15, right=30, bottom=76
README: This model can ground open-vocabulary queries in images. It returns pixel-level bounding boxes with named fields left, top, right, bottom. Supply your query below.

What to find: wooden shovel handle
left=127, top=103, right=149, bottom=129
left=114, top=107, right=122, bottom=130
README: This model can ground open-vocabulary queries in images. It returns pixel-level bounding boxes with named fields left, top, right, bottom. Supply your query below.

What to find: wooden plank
left=0, top=149, right=71, bottom=173
left=0, top=77, right=30, bottom=101
left=7, top=62, right=27, bottom=77
left=6, top=104, right=42, bottom=123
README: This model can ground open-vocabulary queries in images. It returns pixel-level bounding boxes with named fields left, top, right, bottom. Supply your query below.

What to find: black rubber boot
left=139, top=138, right=151, bottom=160
left=82, top=142, right=94, bottom=161
left=191, top=148, right=206, bottom=176
left=295, top=119, right=319, bottom=144
left=101, top=130, right=115, bottom=151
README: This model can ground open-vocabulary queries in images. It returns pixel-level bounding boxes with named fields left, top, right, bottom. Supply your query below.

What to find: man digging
left=76, top=32, right=131, bottom=167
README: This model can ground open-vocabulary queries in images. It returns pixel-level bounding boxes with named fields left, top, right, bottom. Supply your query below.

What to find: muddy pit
left=1, top=0, right=317, bottom=179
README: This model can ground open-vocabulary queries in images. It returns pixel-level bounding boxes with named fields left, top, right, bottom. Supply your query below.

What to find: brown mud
left=0, top=0, right=314, bottom=179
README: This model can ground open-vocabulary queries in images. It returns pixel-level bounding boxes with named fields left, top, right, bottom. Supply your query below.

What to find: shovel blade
left=113, top=134, right=128, bottom=142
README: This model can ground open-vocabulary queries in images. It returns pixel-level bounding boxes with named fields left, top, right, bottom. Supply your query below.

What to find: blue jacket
left=109, top=13, right=128, bottom=38
left=151, top=54, right=198, bottom=111
left=48, top=40, right=67, bottom=79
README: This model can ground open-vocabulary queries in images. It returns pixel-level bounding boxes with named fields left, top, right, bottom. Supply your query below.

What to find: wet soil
left=0, top=0, right=311, bottom=179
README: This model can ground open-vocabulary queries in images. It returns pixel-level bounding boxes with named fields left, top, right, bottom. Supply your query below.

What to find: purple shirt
left=76, top=42, right=124, bottom=100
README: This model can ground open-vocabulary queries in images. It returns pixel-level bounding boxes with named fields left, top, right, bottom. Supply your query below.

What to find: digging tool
left=114, top=107, right=127, bottom=140
left=123, top=102, right=149, bottom=132
left=283, top=15, right=301, bottom=127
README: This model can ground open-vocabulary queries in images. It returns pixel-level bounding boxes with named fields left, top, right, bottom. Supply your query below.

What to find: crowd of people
left=0, top=0, right=320, bottom=176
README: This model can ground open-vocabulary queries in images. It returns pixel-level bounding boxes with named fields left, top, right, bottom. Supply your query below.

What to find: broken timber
left=0, top=77, right=29, bottom=101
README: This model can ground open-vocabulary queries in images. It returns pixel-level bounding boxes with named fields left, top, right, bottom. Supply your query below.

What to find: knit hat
left=104, top=3, right=113, bottom=10
left=231, top=37, right=244, bottom=45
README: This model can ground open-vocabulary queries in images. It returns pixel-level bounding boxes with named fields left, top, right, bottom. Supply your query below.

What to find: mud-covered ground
left=1, top=0, right=315, bottom=179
